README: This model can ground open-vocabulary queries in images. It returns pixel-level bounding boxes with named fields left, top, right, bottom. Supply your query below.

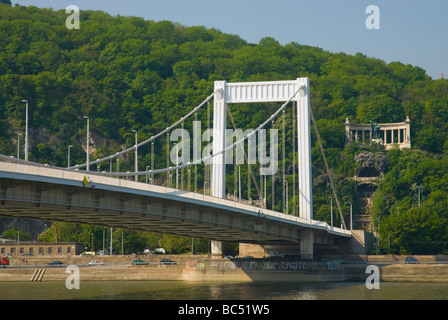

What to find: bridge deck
left=0, top=161, right=350, bottom=245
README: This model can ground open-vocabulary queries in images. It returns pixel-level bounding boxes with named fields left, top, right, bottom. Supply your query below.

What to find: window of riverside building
left=39, top=247, right=43, bottom=254
left=67, top=247, right=71, bottom=254
left=48, top=247, right=53, bottom=254
left=58, top=247, right=62, bottom=254
left=30, top=247, right=34, bottom=254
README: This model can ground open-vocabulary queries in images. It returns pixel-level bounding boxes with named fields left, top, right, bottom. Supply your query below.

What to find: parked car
left=132, top=259, right=149, bottom=265
left=160, top=259, right=176, bottom=265
left=405, top=257, right=420, bottom=264
left=1, top=256, right=9, bottom=267
left=46, top=261, right=63, bottom=267
left=80, top=251, right=95, bottom=256
left=88, top=260, right=105, bottom=266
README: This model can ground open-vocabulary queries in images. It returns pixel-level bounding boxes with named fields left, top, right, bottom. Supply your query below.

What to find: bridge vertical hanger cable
left=271, top=119, right=275, bottom=211
left=181, top=121, right=184, bottom=190
left=247, top=143, right=251, bottom=203
left=194, top=112, right=198, bottom=193
left=205, top=100, right=211, bottom=195
left=310, top=107, right=347, bottom=229
left=282, top=108, right=286, bottom=213
left=292, top=101, right=296, bottom=216
left=151, top=140, right=154, bottom=184
left=166, top=131, right=170, bottom=187
left=225, top=104, right=262, bottom=204
left=234, top=144, right=237, bottom=200
left=260, top=164, right=263, bottom=207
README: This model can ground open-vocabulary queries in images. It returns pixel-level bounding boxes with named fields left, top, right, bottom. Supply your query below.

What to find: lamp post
left=17, top=133, right=21, bottom=159
left=67, top=145, right=73, bottom=168
left=417, top=185, right=422, bottom=207
left=21, top=100, right=28, bottom=161
left=349, top=202, right=353, bottom=230
left=132, top=130, right=138, bottom=182
left=329, top=197, right=333, bottom=227
left=110, top=227, right=113, bottom=256
left=16, top=226, right=19, bottom=256
left=83, top=116, right=89, bottom=171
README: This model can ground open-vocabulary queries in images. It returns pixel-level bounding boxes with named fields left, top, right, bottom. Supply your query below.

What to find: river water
left=1, top=281, right=448, bottom=300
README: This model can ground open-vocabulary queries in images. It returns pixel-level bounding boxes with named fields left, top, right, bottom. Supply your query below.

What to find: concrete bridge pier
left=238, top=230, right=314, bottom=260
left=300, top=229, right=314, bottom=259
left=211, top=241, right=223, bottom=257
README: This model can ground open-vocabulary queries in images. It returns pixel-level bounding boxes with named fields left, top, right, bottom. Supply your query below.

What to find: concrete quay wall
left=0, top=265, right=185, bottom=282
left=3, top=255, right=448, bottom=283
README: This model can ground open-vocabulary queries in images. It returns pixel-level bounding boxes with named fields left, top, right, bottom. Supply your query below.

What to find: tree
left=380, top=204, right=448, bottom=254
left=356, top=94, right=404, bottom=124
left=3, top=229, right=31, bottom=241
left=160, top=234, right=191, bottom=254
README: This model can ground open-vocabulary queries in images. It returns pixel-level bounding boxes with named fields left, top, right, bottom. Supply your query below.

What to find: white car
left=88, top=260, right=105, bottom=266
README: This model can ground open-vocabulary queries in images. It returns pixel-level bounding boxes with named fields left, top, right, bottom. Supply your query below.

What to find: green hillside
left=1, top=4, right=448, bottom=254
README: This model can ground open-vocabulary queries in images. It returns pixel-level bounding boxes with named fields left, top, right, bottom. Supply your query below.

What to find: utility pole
left=110, top=227, right=113, bottom=255
left=17, top=133, right=21, bottom=159
left=330, top=197, right=333, bottom=227
left=67, top=145, right=73, bottom=168
left=349, top=202, right=353, bottom=230
left=132, top=130, right=138, bottom=182
left=84, top=116, right=89, bottom=171
left=417, top=185, right=422, bottom=207
left=21, top=100, right=29, bottom=161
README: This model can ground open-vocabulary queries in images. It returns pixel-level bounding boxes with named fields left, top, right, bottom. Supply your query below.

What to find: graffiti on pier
left=187, top=260, right=341, bottom=271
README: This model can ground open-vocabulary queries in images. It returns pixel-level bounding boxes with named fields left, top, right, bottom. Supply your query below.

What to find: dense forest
left=1, top=4, right=448, bottom=255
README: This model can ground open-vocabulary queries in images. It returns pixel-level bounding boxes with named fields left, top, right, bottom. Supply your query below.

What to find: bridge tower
left=211, top=78, right=314, bottom=258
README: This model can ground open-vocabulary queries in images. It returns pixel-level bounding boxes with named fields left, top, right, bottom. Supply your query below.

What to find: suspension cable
left=3, top=87, right=303, bottom=180
left=92, top=86, right=302, bottom=177
left=310, top=106, right=347, bottom=229
left=70, top=89, right=219, bottom=169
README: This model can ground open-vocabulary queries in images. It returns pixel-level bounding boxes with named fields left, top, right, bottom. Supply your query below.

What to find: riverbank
left=2, top=255, right=448, bottom=283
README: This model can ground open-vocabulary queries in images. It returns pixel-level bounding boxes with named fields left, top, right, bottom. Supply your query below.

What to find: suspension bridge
left=0, top=78, right=352, bottom=259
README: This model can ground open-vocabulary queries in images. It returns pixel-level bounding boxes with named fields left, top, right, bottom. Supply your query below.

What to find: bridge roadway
left=0, top=160, right=351, bottom=248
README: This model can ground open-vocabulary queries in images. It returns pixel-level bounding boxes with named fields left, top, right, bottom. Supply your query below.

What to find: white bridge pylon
left=212, top=78, right=313, bottom=220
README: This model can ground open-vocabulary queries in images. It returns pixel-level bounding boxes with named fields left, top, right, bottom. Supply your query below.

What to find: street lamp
left=132, top=130, right=138, bottom=182
left=329, top=197, right=333, bottom=227
left=16, top=226, right=19, bottom=250
left=83, top=116, right=89, bottom=171
left=417, top=185, right=422, bottom=207
left=411, top=183, right=423, bottom=207
left=17, top=133, right=21, bottom=159
left=68, top=145, right=73, bottom=168
left=21, top=100, right=28, bottom=161
left=348, top=202, right=353, bottom=230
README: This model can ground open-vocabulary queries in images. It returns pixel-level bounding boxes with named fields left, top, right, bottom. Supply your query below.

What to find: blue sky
left=11, top=0, right=448, bottom=79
